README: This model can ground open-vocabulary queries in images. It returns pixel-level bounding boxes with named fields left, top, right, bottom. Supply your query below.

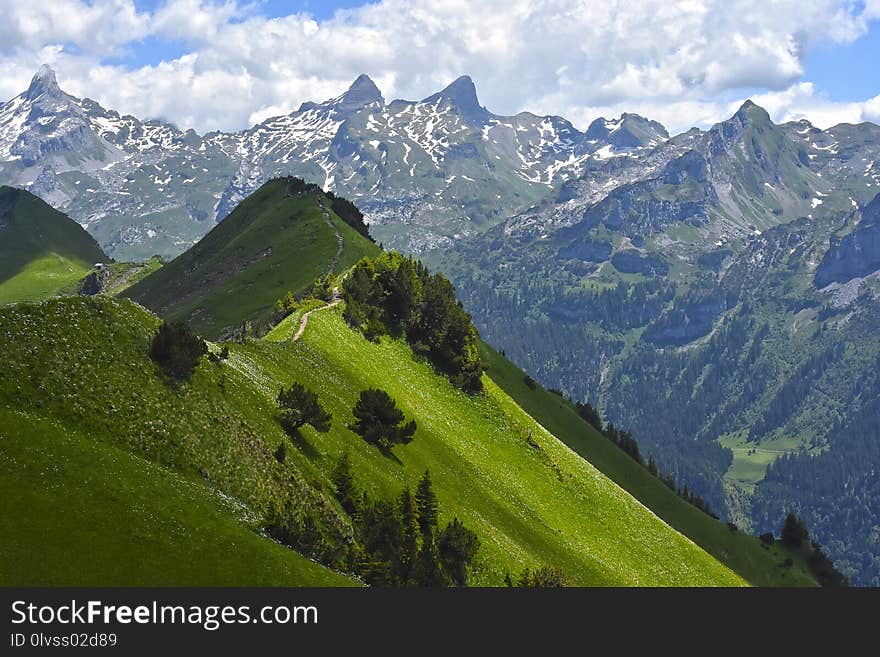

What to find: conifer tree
left=350, top=388, right=416, bottom=452
left=274, top=441, right=287, bottom=463
left=149, top=320, right=207, bottom=381
left=415, top=470, right=439, bottom=538
left=781, top=512, right=809, bottom=549
left=278, top=382, right=332, bottom=434
left=412, top=540, right=446, bottom=586
left=331, top=452, right=359, bottom=515
left=398, top=487, right=420, bottom=583
left=438, top=517, right=480, bottom=586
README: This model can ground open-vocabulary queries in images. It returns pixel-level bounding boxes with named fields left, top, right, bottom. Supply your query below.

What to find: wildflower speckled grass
left=477, top=342, right=817, bottom=587
left=0, top=407, right=353, bottom=585
left=232, top=306, right=747, bottom=586
left=0, top=295, right=790, bottom=586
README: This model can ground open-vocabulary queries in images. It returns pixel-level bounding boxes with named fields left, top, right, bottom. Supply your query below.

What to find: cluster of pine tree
left=505, top=566, right=567, bottom=587
left=267, top=457, right=480, bottom=587
left=310, top=274, right=336, bottom=302
left=269, top=276, right=337, bottom=329
left=331, top=456, right=480, bottom=586
left=281, top=176, right=324, bottom=197
left=149, top=320, right=207, bottom=381
left=343, top=253, right=483, bottom=392
left=272, top=291, right=299, bottom=324
left=324, top=191, right=374, bottom=242
left=779, top=512, right=848, bottom=587
left=602, top=423, right=643, bottom=464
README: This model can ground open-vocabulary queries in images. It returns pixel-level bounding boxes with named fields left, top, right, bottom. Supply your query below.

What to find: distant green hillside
left=477, top=342, right=817, bottom=587
left=0, top=186, right=107, bottom=305
left=124, top=178, right=380, bottom=338
left=1, top=296, right=745, bottom=586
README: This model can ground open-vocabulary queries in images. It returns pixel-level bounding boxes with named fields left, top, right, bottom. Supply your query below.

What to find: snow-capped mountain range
left=0, top=66, right=666, bottom=259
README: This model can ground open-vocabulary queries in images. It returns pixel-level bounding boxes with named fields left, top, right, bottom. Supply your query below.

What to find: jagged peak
left=332, top=73, right=384, bottom=113
left=734, top=99, right=772, bottom=124
left=26, top=64, right=62, bottom=101
left=348, top=73, right=381, bottom=97
left=440, top=75, right=477, bottom=99
left=422, top=75, right=486, bottom=118
left=620, top=112, right=669, bottom=134
left=585, top=112, right=668, bottom=147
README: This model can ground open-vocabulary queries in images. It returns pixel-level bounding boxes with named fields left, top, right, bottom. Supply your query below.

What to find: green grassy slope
left=0, top=296, right=362, bottom=585
left=234, top=307, right=746, bottom=586
left=0, top=407, right=353, bottom=586
left=477, top=342, right=817, bottom=586
left=0, top=186, right=107, bottom=305
left=1, top=296, right=742, bottom=586
left=102, top=256, right=164, bottom=295
left=124, top=179, right=380, bottom=338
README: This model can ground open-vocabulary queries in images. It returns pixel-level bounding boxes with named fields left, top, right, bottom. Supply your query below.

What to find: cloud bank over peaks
left=0, top=0, right=878, bottom=135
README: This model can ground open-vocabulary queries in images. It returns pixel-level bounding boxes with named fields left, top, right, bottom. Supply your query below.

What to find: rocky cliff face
left=816, top=194, right=880, bottom=287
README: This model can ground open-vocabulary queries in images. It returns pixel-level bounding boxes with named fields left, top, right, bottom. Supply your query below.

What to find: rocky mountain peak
left=733, top=99, right=772, bottom=125
left=26, top=65, right=62, bottom=101
left=585, top=113, right=669, bottom=148
left=422, top=75, right=486, bottom=119
left=707, top=99, right=777, bottom=154
left=335, top=73, right=384, bottom=113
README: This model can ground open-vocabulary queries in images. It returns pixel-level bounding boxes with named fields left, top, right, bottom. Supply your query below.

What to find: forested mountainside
left=441, top=103, right=880, bottom=584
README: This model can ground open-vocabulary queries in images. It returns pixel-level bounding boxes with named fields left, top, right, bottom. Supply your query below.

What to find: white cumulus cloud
left=0, top=0, right=877, bottom=134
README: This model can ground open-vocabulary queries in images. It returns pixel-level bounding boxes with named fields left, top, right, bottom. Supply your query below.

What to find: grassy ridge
left=0, top=407, right=353, bottom=586
left=101, top=257, right=165, bottom=295
left=1, top=296, right=744, bottom=585
left=124, top=180, right=380, bottom=338
left=477, top=342, right=817, bottom=586
left=233, top=307, right=747, bottom=586
left=0, top=186, right=107, bottom=305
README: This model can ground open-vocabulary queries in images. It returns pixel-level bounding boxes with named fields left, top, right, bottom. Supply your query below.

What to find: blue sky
left=113, top=1, right=374, bottom=67
left=804, top=24, right=880, bottom=100
left=118, top=0, right=880, bottom=105
left=133, top=0, right=369, bottom=18
left=1, top=0, right=878, bottom=134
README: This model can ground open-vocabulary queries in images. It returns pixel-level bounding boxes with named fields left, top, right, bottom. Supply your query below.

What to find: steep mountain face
left=204, top=74, right=664, bottom=253
left=0, top=66, right=118, bottom=170
left=442, top=105, right=880, bottom=584
left=502, top=101, right=836, bottom=247
left=815, top=194, right=880, bottom=286
left=0, top=67, right=666, bottom=260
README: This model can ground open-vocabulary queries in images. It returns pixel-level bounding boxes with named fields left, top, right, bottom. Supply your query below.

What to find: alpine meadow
left=2, top=0, right=879, bottom=595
